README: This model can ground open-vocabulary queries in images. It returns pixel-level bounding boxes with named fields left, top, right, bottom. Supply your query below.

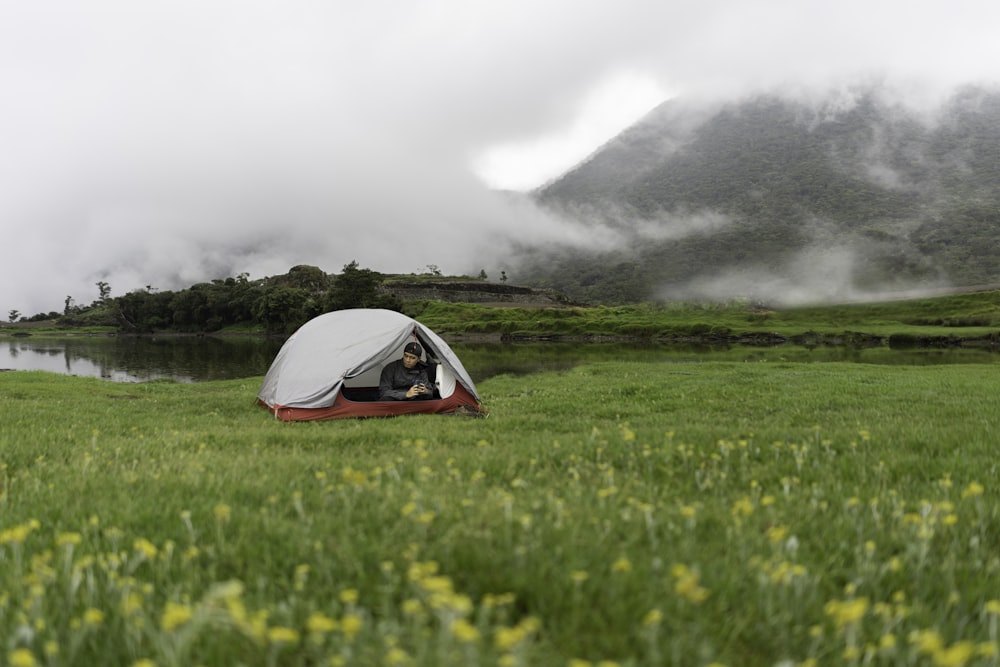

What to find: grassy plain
left=3, top=358, right=1000, bottom=666
left=407, top=289, right=1000, bottom=340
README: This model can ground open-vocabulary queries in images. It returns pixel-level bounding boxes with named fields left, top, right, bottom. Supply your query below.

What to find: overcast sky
left=3, top=0, right=1000, bottom=316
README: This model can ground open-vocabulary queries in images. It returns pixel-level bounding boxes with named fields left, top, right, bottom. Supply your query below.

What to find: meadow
left=2, top=359, right=1000, bottom=666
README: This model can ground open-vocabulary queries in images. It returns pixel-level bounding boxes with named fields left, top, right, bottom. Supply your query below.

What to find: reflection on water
left=1, top=336, right=998, bottom=383
left=0, top=336, right=286, bottom=382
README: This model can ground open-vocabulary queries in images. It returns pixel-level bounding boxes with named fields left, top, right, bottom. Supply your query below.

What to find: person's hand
left=406, top=383, right=428, bottom=398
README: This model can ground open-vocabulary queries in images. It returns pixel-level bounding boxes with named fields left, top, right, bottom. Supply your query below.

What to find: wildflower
left=306, top=612, right=337, bottom=634
left=612, top=556, right=632, bottom=574
left=0, top=521, right=37, bottom=546
left=83, top=608, right=105, bottom=626
left=122, top=591, right=144, bottom=616
left=570, top=570, right=589, bottom=584
left=213, top=504, right=232, bottom=522
left=402, top=599, right=423, bottom=615
left=56, top=532, right=82, bottom=547
left=731, top=497, right=754, bottom=522
left=961, top=482, right=985, bottom=499
left=824, top=598, right=868, bottom=629
left=340, top=613, right=363, bottom=640
left=131, top=661, right=156, bottom=667
left=9, top=649, right=37, bottom=667
left=935, top=641, right=975, bottom=667
left=910, top=629, right=944, bottom=655
left=672, top=564, right=709, bottom=604
left=643, top=609, right=663, bottom=627
left=339, top=588, right=359, bottom=605
left=134, top=538, right=158, bottom=559
left=766, top=525, right=788, bottom=543
left=494, top=617, right=539, bottom=651
left=451, top=618, right=480, bottom=643
left=268, top=627, right=300, bottom=645
left=161, top=601, right=193, bottom=631
left=985, top=600, right=1000, bottom=615
left=385, top=647, right=411, bottom=665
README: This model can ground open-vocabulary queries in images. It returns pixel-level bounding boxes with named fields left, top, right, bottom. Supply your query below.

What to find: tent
left=257, top=308, right=483, bottom=420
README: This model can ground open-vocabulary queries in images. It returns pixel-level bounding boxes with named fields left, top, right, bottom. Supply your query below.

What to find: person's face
left=402, top=352, right=420, bottom=369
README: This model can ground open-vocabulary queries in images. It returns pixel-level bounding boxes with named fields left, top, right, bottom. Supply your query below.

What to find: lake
left=2, top=335, right=999, bottom=383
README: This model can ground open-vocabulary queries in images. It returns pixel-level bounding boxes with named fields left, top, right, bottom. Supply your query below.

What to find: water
left=0, top=335, right=285, bottom=383
left=1, top=335, right=998, bottom=383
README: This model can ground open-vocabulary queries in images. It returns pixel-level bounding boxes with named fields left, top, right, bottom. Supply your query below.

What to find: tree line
left=17, top=262, right=403, bottom=334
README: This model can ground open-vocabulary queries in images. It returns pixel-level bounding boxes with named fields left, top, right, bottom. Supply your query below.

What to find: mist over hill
left=513, top=83, right=1000, bottom=305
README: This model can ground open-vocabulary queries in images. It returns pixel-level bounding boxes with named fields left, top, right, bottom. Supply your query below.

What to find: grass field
left=2, top=360, right=1000, bottom=666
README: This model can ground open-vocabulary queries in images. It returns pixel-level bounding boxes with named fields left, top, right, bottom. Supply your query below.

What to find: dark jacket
left=379, top=359, right=434, bottom=400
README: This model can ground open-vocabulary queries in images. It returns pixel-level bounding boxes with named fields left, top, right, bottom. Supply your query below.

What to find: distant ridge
left=517, top=83, right=1000, bottom=305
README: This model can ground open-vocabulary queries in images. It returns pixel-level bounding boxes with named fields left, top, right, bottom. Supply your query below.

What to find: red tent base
left=259, top=384, right=484, bottom=421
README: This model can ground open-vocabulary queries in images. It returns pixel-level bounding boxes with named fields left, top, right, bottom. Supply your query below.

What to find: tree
left=8, top=309, right=19, bottom=323
left=500, top=271, right=508, bottom=283
left=96, top=281, right=111, bottom=303
left=478, top=269, right=488, bottom=280
left=324, top=261, right=401, bottom=312
left=253, top=285, right=312, bottom=333
left=64, top=296, right=74, bottom=316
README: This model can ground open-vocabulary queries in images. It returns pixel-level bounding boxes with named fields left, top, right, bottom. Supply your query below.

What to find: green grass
left=2, top=363, right=1000, bottom=666
left=405, top=290, right=1000, bottom=341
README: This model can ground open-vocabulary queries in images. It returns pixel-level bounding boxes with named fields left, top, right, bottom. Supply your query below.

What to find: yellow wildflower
left=672, top=564, right=709, bottom=604
left=213, top=503, right=232, bottom=522
left=611, top=556, right=632, bottom=574
left=934, top=641, right=975, bottom=667
left=83, top=608, right=105, bottom=626
left=306, top=612, right=337, bottom=634
left=340, top=613, right=363, bottom=640
left=401, top=599, right=423, bottom=615
left=961, top=482, right=984, bottom=499
left=56, top=532, right=82, bottom=547
left=133, top=538, right=158, bottom=559
left=268, top=626, right=300, bottom=645
left=451, top=618, right=480, bottom=643
left=339, top=588, right=359, bottom=604
left=910, top=629, right=944, bottom=655
left=161, top=601, right=193, bottom=632
left=385, top=647, right=411, bottom=665
left=9, top=649, right=37, bottom=667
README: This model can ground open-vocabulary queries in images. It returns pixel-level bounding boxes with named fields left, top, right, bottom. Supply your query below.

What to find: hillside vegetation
left=521, top=84, right=1000, bottom=304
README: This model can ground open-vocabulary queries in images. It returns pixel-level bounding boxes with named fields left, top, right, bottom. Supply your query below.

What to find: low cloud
left=4, top=1, right=1000, bottom=314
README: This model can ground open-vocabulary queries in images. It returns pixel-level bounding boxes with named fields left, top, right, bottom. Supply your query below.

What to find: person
left=379, top=342, right=435, bottom=400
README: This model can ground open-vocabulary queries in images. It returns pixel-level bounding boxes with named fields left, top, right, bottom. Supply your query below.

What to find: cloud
left=3, top=0, right=1000, bottom=314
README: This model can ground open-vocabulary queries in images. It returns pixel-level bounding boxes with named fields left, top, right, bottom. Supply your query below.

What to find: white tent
left=257, top=309, right=482, bottom=420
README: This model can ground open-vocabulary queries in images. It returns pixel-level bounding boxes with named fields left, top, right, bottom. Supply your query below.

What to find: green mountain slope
left=520, top=84, right=1000, bottom=304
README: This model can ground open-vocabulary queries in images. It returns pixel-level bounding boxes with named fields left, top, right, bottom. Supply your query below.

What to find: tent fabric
left=257, top=308, right=482, bottom=420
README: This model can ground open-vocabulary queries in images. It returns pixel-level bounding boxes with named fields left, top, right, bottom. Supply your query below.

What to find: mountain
left=516, top=84, right=1000, bottom=305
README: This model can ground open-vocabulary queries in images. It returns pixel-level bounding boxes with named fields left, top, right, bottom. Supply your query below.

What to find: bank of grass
left=406, top=289, right=1000, bottom=340
left=3, top=363, right=1000, bottom=665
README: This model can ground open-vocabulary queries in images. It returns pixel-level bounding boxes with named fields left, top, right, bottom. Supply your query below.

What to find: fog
left=3, top=0, right=1000, bottom=315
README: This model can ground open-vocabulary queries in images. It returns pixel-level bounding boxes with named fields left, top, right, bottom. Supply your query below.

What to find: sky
left=3, top=0, right=1000, bottom=316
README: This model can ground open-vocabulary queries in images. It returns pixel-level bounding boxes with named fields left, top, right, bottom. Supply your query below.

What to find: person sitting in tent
left=379, top=342, right=436, bottom=400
